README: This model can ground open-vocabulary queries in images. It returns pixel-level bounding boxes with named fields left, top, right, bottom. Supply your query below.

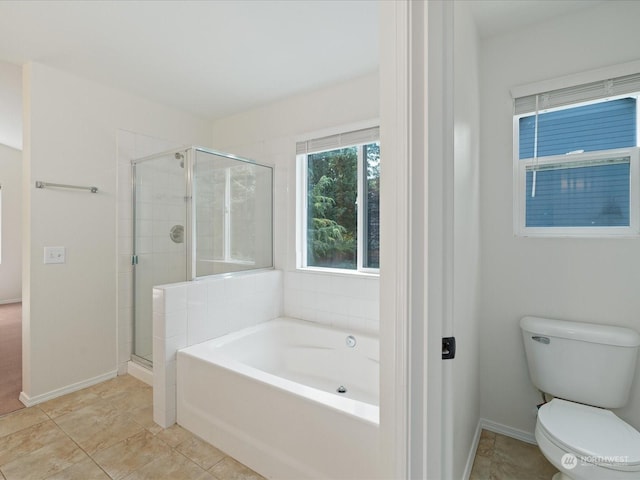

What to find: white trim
left=357, top=144, right=365, bottom=272
left=127, top=360, right=153, bottom=386
left=379, top=0, right=410, bottom=477
left=479, top=418, right=537, bottom=445
left=0, top=298, right=21, bottom=305
left=511, top=59, right=640, bottom=100
left=19, top=369, right=117, bottom=407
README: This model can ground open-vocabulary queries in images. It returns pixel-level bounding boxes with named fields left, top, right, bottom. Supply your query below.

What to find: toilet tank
left=521, top=316, right=640, bottom=408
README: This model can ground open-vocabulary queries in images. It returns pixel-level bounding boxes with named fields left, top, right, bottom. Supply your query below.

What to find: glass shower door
left=132, top=151, right=188, bottom=367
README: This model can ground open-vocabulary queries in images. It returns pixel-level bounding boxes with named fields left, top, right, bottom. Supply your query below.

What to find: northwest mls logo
left=561, top=453, right=578, bottom=470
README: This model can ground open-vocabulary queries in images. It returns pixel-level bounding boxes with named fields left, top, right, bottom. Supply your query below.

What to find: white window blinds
left=296, top=126, right=379, bottom=155
left=514, top=72, right=640, bottom=115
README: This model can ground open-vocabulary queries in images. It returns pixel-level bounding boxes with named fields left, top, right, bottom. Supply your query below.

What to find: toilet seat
left=537, top=399, right=640, bottom=472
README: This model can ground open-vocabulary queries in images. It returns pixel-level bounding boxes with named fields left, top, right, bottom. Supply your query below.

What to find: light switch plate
left=44, top=246, right=66, bottom=264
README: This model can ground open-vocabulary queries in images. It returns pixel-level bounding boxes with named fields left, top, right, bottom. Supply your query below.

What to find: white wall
left=0, top=143, right=22, bottom=302
left=211, top=73, right=380, bottom=333
left=452, top=2, right=481, bottom=477
left=22, top=62, right=210, bottom=402
left=0, top=62, right=22, bottom=151
left=479, top=1, right=640, bottom=436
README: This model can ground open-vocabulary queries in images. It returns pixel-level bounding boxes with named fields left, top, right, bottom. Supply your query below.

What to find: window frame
left=513, top=96, right=640, bottom=238
left=297, top=138, right=380, bottom=275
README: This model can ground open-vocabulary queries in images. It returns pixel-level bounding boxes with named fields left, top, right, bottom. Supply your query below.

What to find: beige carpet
left=0, top=302, right=23, bottom=416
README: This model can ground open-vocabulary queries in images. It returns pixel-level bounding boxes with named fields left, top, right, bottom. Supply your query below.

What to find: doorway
left=0, top=144, right=23, bottom=415
left=0, top=302, right=22, bottom=415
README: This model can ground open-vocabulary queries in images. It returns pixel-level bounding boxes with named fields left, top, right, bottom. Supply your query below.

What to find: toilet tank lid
left=521, top=316, right=640, bottom=347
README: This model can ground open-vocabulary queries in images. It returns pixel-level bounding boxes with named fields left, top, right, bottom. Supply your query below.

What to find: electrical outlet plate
left=44, top=246, right=65, bottom=264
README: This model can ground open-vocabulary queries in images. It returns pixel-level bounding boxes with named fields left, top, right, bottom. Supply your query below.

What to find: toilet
left=521, top=316, right=640, bottom=480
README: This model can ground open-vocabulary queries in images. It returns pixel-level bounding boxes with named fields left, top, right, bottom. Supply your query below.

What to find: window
left=297, top=127, right=380, bottom=272
left=513, top=73, right=640, bottom=237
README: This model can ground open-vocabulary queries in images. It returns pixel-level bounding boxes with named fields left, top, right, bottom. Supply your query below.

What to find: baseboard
left=127, top=360, right=153, bottom=386
left=463, top=421, right=483, bottom=480
left=0, top=298, right=21, bottom=305
left=479, top=418, right=537, bottom=445
left=19, top=370, right=117, bottom=407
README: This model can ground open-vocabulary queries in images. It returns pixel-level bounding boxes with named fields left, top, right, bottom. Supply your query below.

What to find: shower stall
left=131, top=147, right=273, bottom=367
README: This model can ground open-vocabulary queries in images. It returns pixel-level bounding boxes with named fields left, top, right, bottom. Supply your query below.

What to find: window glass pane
left=307, top=147, right=358, bottom=269
left=519, top=98, right=636, bottom=160
left=364, top=143, right=380, bottom=268
left=525, top=159, right=630, bottom=227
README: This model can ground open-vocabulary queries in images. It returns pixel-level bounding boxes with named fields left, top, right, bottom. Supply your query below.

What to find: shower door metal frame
left=130, top=147, right=192, bottom=369
left=188, top=146, right=275, bottom=280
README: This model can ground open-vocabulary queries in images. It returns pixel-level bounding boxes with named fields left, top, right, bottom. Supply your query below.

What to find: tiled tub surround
left=177, top=317, right=380, bottom=479
left=284, top=270, right=380, bottom=333
left=153, top=269, right=283, bottom=428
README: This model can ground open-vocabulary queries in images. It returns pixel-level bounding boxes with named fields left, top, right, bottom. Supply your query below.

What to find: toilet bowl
left=535, top=399, right=640, bottom=480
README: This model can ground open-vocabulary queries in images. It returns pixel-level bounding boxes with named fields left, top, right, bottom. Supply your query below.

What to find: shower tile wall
left=116, top=130, right=185, bottom=374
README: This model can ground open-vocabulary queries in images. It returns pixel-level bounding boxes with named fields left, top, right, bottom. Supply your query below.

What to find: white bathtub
left=176, top=317, right=380, bottom=480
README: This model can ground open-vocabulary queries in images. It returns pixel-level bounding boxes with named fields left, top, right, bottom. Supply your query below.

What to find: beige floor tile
left=1, top=435, right=87, bottom=480
left=87, top=375, right=148, bottom=400
left=109, top=387, right=153, bottom=413
left=129, top=405, right=163, bottom=435
left=121, top=450, right=214, bottom=480
left=54, top=398, right=121, bottom=432
left=477, top=429, right=496, bottom=457
left=176, top=435, right=226, bottom=470
left=489, top=459, right=551, bottom=480
left=44, top=457, right=110, bottom=480
left=38, top=389, right=101, bottom=419
left=54, top=397, right=146, bottom=455
left=0, top=420, right=68, bottom=466
left=209, top=457, right=266, bottom=480
left=469, top=454, right=491, bottom=480
left=494, top=433, right=556, bottom=476
left=65, top=412, right=144, bottom=455
left=92, top=430, right=172, bottom=480
left=0, top=407, right=49, bottom=439
left=154, top=424, right=194, bottom=448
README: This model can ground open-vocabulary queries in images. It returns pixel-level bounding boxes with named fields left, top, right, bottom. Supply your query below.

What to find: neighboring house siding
left=519, top=97, right=636, bottom=228
left=519, top=97, right=636, bottom=159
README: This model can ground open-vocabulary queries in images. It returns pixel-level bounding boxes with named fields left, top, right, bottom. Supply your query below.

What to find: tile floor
left=0, top=373, right=558, bottom=480
left=470, top=429, right=558, bottom=480
left=0, top=375, right=264, bottom=480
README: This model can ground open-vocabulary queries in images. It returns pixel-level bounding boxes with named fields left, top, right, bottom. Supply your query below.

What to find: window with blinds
left=296, top=126, right=380, bottom=272
left=513, top=73, right=640, bottom=237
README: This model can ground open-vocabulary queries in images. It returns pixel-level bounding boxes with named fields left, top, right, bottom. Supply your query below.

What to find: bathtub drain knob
left=337, top=386, right=347, bottom=394
left=346, top=335, right=356, bottom=348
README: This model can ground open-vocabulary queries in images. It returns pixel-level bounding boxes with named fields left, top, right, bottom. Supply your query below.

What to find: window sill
left=296, top=266, right=379, bottom=278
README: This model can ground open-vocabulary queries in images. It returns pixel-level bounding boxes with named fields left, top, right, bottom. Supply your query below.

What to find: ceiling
left=469, top=0, right=603, bottom=39
left=0, top=0, right=604, bottom=126
left=0, top=0, right=379, bottom=121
